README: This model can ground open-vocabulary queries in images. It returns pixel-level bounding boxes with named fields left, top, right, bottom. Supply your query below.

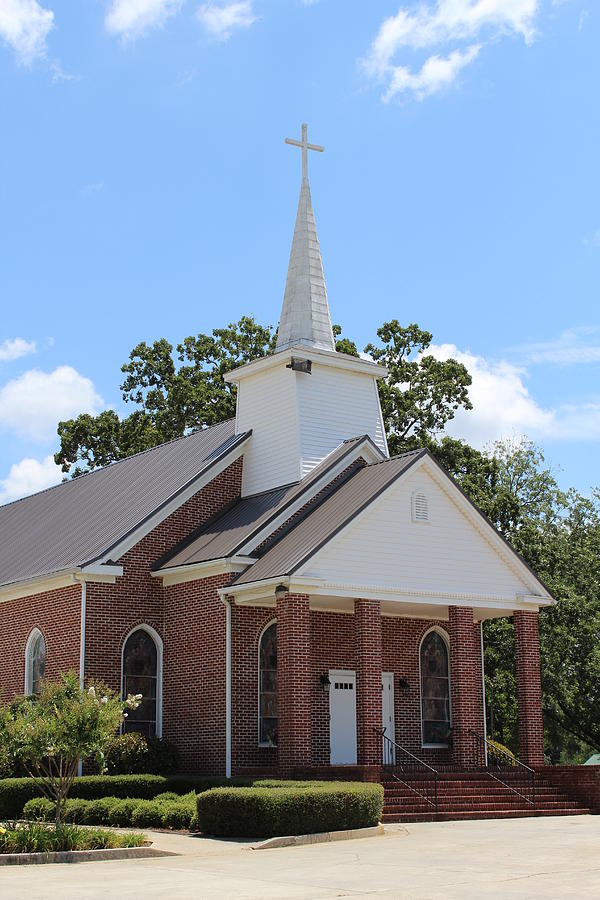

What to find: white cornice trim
left=0, top=564, right=123, bottom=604
left=154, top=556, right=255, bottom=588
left=224, top=346, right=387, bottom=384
left=92, top=434, right=251, bottom=565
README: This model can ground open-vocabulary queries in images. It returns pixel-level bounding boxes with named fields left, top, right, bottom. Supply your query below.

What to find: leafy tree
left=365, top=321, right=472, bottom=455
left=0, top=672, right=140, bottom=824
left=56, top=317, right=276, bottom=475
left=56, top=318, right=472, bottom=475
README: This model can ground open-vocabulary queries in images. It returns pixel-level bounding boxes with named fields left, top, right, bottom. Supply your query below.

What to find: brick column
left=355, top=599, right=382, bottom=768
left=449, top=606, right=479, bottom=767
left=276, top=593, right=311, bottom=774
left=514, top=610, right=545, bottom=767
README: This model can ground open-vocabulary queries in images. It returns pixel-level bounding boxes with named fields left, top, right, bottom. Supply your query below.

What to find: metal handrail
left=462, top=728, right=536, bottom=807
left=375, top=728, right=438, bottom=810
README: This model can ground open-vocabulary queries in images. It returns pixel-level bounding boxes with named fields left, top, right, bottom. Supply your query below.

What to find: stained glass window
left=420, top=631, right=451, bottom=746
left=259, top=622, right=277, bottom=746
left=27, top=631, right=46, bottom=695
left=122, top=629, right=158, bottom=737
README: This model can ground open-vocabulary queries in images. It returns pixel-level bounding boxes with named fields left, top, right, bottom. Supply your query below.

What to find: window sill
left=258, top=743, right=277, bottom=749
left=421, top=744, right=448, bottom=749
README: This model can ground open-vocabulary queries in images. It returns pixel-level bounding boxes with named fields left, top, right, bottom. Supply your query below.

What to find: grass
left=0, top=821, right=146, bottom=854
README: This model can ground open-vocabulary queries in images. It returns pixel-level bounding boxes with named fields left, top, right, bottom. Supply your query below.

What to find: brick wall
left=449, top=606, right=481, bottom=766
left=355, top=599, right=382, bottom=766
left=276, top=592, right=311, bottom=773
left=0, top=583, right=81, bottom=698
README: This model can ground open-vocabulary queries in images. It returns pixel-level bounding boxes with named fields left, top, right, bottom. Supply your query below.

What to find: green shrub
left=22, top=797, right=54, bottom=821
left=103, top=733, right=180, bottom=775
left=196, top=782, right=384, bottom=838
left=24, top=792, right=197, bottom=831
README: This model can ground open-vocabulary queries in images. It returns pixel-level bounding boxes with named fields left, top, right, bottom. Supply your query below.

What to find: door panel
left=329, top=670, right=357, bottom=765
left=382, top=672, right=395, bottom=765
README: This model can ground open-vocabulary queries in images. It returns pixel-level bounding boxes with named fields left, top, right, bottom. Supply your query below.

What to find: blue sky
left=0, top=0, right=599, bottom=502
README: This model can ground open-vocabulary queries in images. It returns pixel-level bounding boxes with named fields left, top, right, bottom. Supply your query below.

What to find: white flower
left=101, top=696, right=108, bottom=705
left=87, top=686, right=96, bottom=698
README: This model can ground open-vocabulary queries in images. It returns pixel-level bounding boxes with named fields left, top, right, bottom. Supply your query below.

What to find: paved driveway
left=3, top=815, right=600, bottom=899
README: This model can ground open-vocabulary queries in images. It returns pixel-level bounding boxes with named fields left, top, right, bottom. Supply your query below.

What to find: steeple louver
left=276, top=124, right=336, bottom=354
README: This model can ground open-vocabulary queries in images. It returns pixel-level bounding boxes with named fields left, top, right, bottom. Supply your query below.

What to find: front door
left=382, top=672, right=396, bottom=765
left=329, top=669, right=357, bottom=765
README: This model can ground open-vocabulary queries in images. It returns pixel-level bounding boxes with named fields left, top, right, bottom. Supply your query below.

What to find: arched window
left=258, top=622, right=277, bottom=746
left=25, top=628, right=46, bottom=695
left=121, top=627, right=162, bottom=737
left=420, top=629, right=451, bottom=746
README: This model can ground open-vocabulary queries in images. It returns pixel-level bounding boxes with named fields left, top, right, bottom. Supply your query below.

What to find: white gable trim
left=0, top=564, right=124, bottom=605
left=236, top=437, right=384, bottom=557
left=91, top=434, right=251, bottom=566
left=224, top=345, right=388, bottom=384
left=153, top=556, right=255, bottom=588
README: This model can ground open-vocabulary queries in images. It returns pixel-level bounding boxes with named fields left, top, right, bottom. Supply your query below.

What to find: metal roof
left=232, top=450, right=425, bottom=586
left=157, top=435, right=379, bottom=570
left=0, top=419, right=247, bottom=588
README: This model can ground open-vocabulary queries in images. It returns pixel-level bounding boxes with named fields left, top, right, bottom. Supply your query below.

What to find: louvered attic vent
left=412, top=491, right=429, bottom=523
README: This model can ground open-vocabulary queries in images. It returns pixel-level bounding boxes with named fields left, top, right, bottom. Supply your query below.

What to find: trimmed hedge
left=196, top=782, right=384, bottom=838
left=23, top=792, right=198, bottom=831
left=0, top=774, right=253, bottom=819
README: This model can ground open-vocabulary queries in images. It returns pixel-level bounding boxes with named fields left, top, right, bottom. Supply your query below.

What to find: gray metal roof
left=158, top=434, right=379, bottom=570
left=232, top=450, right=425, bottom=586
left=0, top=419, right=247, bottom=588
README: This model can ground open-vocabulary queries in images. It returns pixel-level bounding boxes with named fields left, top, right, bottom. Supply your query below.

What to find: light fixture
left=398, top=677, right=410, bottom=697
left=286, top=357, right=312, bottom=374
left=319, top=674, right=331, bottom=692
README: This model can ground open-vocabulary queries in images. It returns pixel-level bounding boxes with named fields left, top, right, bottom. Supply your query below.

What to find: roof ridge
left=0, top=418, right=237, bottom=512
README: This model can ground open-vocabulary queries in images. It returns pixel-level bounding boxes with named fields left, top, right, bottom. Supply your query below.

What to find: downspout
left=480, top=621, right=488, bottom=767
left=78, top=580, right=87, bottom=777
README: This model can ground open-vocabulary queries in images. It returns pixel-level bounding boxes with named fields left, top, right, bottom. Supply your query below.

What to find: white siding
left=301, top=466, right=537, bottom=600
left=296, top=364, right=387, bottom=478
left=236, top=365, right=300, bottom=496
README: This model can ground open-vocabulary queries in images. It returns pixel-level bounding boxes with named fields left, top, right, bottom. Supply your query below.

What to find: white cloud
left=0, top=338, right=36, bottom=363
left=0, top=454, right=62, bottom=504
left=516, top=327, right=600, bottom=366
left=0, top=0, right=54, bottom=64
left=0, top=366, right=103, bottom=442
left=362, top=0, right=540, bottom=100
left=584, top=228, right=600, bottom=248
left=429, top=343, right=600, bottom=446
left=105, top=0, right=183, bottom=39
left=197, top=1, right=256, bottom=40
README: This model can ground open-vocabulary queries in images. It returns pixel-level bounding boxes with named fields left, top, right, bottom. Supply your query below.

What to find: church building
left=3, top=125, right=587, bottom=820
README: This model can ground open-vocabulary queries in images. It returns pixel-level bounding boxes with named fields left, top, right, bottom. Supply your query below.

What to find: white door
left=382, top=672, right=396, bottom=765
left=329, top=669, right=357, bottom=765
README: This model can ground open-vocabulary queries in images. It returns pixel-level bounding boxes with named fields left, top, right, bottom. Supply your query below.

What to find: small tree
left=0, top=671, right=140, bottom=824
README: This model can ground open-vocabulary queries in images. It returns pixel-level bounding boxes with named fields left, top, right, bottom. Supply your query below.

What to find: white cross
left=285, top=122, right=324, bottom=182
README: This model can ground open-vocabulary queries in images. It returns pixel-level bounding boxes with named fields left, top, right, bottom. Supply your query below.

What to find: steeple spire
left=276, top=124, right=336, bottom=354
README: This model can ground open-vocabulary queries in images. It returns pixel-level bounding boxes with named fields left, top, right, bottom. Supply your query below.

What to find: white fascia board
left=154, top=556, right=255, bottom=588
left=93, top=435, right=251, bottom=566
left=0, top=564, right=122, bottom=604
left=218, top=576, right=289, bottom=603
left=224, top=346, right=387, bottom=384
left=236, top=438, right=384, bottom=557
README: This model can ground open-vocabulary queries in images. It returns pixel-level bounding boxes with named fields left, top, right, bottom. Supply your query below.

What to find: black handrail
left=461, top=728, right=536, bottom=807
left=375, top=728, right=438, bottom=811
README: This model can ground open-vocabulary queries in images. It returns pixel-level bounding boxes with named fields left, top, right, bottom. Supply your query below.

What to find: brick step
left=382, top=808, right=590, bottom=823
left=383, top=785, right=566, bottom=796
left=383, top=800, right=585, bottom=814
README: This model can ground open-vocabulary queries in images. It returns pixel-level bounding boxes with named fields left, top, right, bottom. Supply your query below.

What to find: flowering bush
left=0, top=671, right=141, bottom=824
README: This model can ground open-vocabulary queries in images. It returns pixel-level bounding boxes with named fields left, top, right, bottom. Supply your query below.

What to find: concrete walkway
left=2, top=815, right=599, bottom=898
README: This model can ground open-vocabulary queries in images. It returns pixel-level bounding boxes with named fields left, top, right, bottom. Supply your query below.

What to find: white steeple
left=276, top=124, right=335, bottom=353
left=226, top=123, right=389, bottom=496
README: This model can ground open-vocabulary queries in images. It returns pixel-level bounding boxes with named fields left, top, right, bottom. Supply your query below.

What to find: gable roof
left=157, top=434, right=383, bottom=571
left=229, top=449, right=553, bottom=602
left=232, top=450, right=425, bottom=586
left=0, top=419, right=249, bottom=589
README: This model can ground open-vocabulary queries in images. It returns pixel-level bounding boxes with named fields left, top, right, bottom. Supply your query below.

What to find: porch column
left=276, top=592, right=311, bottom=774
left=355, top=599, right=382, bottom=768
left=514, top=610, right=545, bottom=767
left=449, top=606, right=479, bottom=767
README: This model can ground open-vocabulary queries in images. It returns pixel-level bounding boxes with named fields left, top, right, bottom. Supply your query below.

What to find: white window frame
left=258, top=619, right=277, bottom=748
left=419, top=626, right=451, bottom=749
left=24, top=627, right=46, bottom=696
left=121, top=624, right=163, bottom=739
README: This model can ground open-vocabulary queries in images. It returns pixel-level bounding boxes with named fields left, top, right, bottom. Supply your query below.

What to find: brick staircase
left=382, top=770, right=591, bottom=823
